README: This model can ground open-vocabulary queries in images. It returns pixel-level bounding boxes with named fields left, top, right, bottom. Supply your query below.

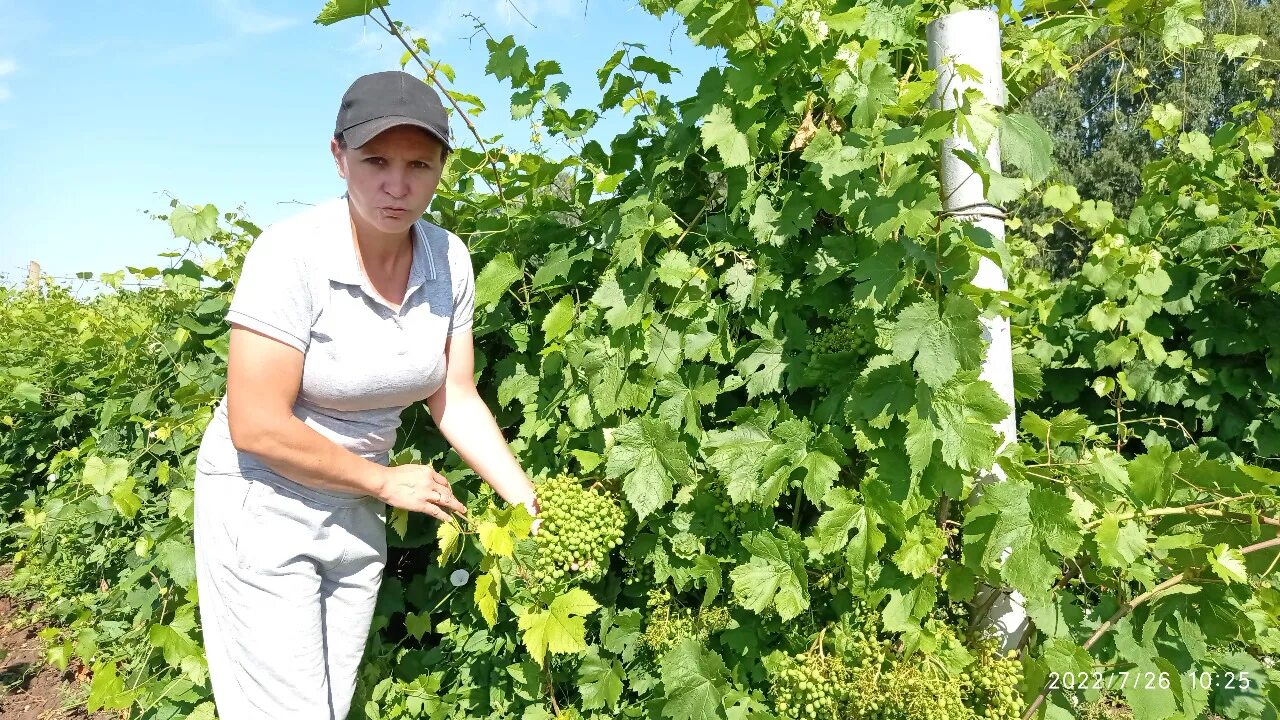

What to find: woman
left=192, top=70, right=538, bottom=720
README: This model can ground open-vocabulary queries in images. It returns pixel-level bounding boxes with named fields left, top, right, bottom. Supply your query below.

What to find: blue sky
left=0, top=0, right=718, bottom=286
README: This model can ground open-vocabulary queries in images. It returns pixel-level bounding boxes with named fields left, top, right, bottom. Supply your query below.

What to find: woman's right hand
left=376, top=464, right=468, bottom=522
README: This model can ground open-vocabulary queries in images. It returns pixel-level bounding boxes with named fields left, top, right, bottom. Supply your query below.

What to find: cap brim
left=342, top=115, right=450, bottom=150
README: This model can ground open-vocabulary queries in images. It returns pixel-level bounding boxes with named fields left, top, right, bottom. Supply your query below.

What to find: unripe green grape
left=963, top=643, right=1024, bottom=720
left=525, top=473, right=627, bottom=585
left=808, top=304, right=879, bottom=357
left=768, top=652, right=858, bottom=720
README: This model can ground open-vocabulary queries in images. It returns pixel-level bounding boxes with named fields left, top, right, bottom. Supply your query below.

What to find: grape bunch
left=713, top=498, right=740, bottom=522
left=526, top=474, right=625, bottom=584
left=962, top=645, right=1025, bottom=720
left=763, top=607, right=1026, bottom=720
left=769, top=652, right=858, bottom=720
left=641, top=590, right=732, bottom=655
left=809, top=303, right=878, bottom=356
left=879, top=662, right=973, bottom=720
left=829, top=607, right=892, bottom=718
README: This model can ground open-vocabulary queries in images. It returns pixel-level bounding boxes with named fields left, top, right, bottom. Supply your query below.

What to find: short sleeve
left=226, top=229, right=314, bottom=353
left=447, top=233, right=475, bottom=336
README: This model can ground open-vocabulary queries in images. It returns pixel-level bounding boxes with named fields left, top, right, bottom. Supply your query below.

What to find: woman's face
left=331, top=124, right=446, bottom=238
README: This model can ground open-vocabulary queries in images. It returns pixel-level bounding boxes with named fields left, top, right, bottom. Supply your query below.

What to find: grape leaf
left=1043, top=184, right=1081, bottom=212
left=157, top=539, right=196, bottom=590
left=168, top=204, right=219, bottom=242
left=313, top=0, right=388, bottom=25
left=1178, top=132, right=1213, bottom=162
left=801, top=127, right=872, bottom=188
left=704, top=414, right=773, bottom=504
left=660, top=638, right=729, bottom=720
left=806, top=488, right=862, bottom=557
left=591, top=270, right=648, bottom=329
left=485, top=35, right=531, bottom=85
left=1213, top=33, right=1264, bottom=59
left=437, top=521, right=462, bottom=565
left=965, top=479, right=1083, bottom=600
left=893, top=522, right=947, bottom=578
left=1000, top=113, right=1054, bottom=183
left=111, top=479, right=141, bottom=520
left=1208, top=544, right=1248, bottom=584
left=1113, top=617, right=1179, bottom=719
left=578, top=648, right=625, bottom=711
left=389, top=507, right=409, bottom=540
left=632, top=55, right=676, bottom=83
left=1162, top=5, right=1204, bottom=53
left=1078, top=200, right=1115, bottom=229
left=729, top=528, right=809, bottom=620
left=734, top=338, right=786, bottom=398
left=87, top=660, right=135, bottom=711
left=474, top=252, right=523, bottom=311
left=700, top=105, right=750, bottom=168
left=920, top=374, right=1010, bottom=472
left=12, top=381, right=42, bottom=407
left=601, top=608, right=644, bottom=662
left=148, top=623, right=200, bottom=668
left=405, top=611, right=432, bottom=641
left=1129, top=445, right=1180, bottom=507
left=606, top=418, right=694, bottom=520
left=1021, top=409, right=1090, bottom=445
left=882, top=574, right=937, bottom=633
left=518, top=588, right=600, bottom=667
left=478, top=521, right=515, bottom=557
left=1096, top=515, right=1149, bottom=568
left=542, top=295, right=576, bottom=340
left=657, top=249, right=697, bottom=288
left=891, top=296, right=984, bottom=388
left=83, top=456, right=128, bottom=495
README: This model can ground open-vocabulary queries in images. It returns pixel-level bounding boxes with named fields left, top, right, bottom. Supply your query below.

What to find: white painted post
left=926, top=9, right=1027, bottom=652
left=26, top=261, right=41, bottom=295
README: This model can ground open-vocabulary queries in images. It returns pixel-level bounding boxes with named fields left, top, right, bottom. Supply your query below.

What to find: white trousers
left=193, top=470, right=387, bottom=720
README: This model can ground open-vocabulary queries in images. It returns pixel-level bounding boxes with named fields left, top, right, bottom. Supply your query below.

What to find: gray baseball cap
left=335, top=71, right=451, bottom=150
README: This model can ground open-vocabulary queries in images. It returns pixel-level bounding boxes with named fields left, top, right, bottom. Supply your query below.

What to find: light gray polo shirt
left=195, top=196, right=475, bottom=501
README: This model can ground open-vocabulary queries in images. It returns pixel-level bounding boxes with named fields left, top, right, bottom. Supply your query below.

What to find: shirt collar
left=326, top=195, right=438, bottom=290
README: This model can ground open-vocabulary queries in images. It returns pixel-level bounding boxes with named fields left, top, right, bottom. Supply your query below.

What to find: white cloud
left=210, top=0, right=296, bottom=36
left=152, top=2, right=294, bottom=66
left=0, top=0, right=34, bottom=104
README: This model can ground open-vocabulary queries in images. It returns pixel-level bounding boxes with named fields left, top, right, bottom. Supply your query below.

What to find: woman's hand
left=524, top=494, right=542, bottom=536
left=376, top=464, right=467, bottom=522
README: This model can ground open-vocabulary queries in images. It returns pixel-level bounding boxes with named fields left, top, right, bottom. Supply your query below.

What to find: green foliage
left=313, top=0, right=388, bottom=26
left=0, top=200, right=253, bottom=719
left=1019, top=0, right=1280, bottom=275
left=2, top=1, right=1280, bottom=720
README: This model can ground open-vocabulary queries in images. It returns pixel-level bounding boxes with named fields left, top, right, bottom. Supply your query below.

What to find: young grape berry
left=527, top=474, right=625, bottom=585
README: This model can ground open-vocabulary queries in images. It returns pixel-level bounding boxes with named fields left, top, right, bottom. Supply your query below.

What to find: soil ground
left=0, top=565, right=106, bottom=720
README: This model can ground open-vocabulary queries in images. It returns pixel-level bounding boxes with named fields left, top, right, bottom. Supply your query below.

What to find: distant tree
left=1018, top=0, right=1280, bottom=275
